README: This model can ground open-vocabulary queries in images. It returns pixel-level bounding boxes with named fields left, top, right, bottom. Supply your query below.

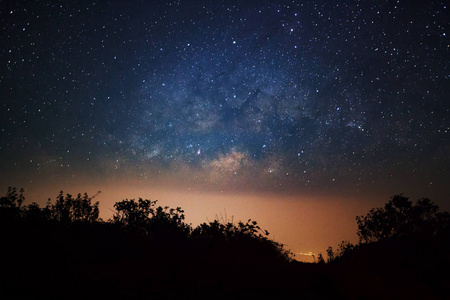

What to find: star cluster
left=1, top=1, right=449, bottom=197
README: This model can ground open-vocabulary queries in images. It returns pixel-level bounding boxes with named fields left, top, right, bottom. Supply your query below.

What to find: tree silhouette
left=112, top=198, right=190, bottom=239
left=0, top=187, right=25, bottom=225
left=336, top=240, right=357, bottom=259
left=356, top=194, right=449, bottom=243
left=51, top=191, right=100, bottom=224
left=326, top=246, right=334, bottom=262
left=0, top=186, right=24, bottom=209
left=317, top=253, right=325, bottom=264
left=113, top=198, right=157, bottom=229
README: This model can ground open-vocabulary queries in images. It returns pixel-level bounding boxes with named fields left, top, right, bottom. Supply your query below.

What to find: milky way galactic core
left=1, top=1, right=449, bottom=199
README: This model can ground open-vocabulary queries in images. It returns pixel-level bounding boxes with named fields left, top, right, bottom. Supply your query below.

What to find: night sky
left=1, top=1, right=449, bottom=261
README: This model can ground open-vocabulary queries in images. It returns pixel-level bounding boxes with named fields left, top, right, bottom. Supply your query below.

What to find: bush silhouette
left=326, top=194, right=450, bottom=299
left=191, top=219, right=292, bottom=264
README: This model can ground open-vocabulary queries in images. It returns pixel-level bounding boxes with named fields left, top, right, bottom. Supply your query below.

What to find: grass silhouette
left=0, top=187, right=448, bottom=299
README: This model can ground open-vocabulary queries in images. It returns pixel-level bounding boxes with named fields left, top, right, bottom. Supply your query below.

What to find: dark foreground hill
left=1, top=219, right=330, bottom=299
left=1, top=188, right=449, bottom=299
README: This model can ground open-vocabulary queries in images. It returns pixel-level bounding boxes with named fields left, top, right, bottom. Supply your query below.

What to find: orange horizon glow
left=8, top=175, right=426, bottom=263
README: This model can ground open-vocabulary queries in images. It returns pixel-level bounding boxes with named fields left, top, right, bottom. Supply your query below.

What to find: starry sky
left=1, top=1, right=449, bottom=261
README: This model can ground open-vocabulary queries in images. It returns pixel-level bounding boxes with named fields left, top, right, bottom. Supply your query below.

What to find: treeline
left=0, top=187, right=291, bottom=263
left=0, top=187, right=297, bottom=298
left=1, top=187, right=449, bottom=298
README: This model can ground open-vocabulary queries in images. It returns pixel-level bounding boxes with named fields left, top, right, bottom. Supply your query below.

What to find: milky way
left=1, top=1, right=449, bottom=197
